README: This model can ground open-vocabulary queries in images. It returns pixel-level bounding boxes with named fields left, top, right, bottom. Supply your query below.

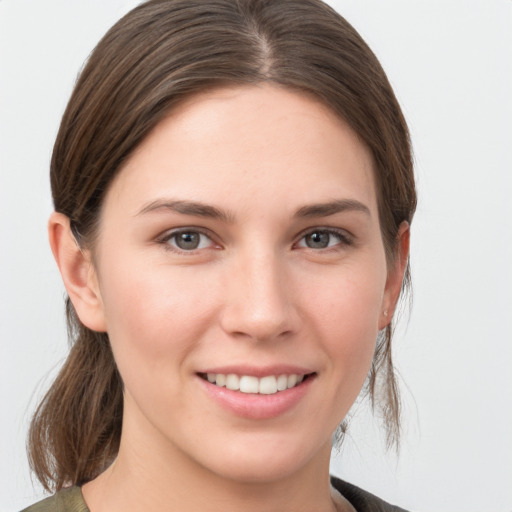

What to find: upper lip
left=196, top=365, right=315, bottom=377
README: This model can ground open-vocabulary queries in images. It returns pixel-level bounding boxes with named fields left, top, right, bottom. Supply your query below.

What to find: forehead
left=106, top=84, right=377, bottom=219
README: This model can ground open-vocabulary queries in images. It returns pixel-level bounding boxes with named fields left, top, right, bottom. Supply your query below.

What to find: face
left=86, top=85, right=399, bottom=484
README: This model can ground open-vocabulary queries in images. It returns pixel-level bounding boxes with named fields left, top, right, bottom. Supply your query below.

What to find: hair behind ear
left=28, top=301, right=123, bottom=491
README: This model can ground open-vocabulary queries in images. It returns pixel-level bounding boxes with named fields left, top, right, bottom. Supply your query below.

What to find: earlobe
left=48, top=212, right=107, bottom=332
left=379, top=221, right=410, bottom=330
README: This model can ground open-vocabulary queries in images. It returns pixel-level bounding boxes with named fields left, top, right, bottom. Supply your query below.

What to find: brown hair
left=29, top=0, right=416, bottom=491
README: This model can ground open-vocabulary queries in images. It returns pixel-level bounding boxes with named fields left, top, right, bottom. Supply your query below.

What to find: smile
left=200, top=373, right=311, bottom=395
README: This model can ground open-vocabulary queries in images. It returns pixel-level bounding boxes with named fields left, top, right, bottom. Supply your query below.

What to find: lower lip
left=198, top=375, right=315, bottom=420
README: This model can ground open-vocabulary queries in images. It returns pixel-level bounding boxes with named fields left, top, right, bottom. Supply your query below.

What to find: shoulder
left=331, top=476, right=409, bottom=512
left=20, top=487, right=89, bottom=512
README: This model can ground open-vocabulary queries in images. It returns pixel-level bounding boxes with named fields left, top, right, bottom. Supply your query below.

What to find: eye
left=296, top=229, right=351, bottom=250
left=160, top=229, right=216, bottom=252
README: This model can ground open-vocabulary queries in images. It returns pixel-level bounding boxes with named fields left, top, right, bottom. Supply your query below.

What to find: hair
left=28, top=0, right=416, bottom=492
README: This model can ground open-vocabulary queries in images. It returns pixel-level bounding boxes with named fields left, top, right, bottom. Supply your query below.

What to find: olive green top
left=21, top=476, right=408, bottom=512
left=21, top=486, right=88, bottom=512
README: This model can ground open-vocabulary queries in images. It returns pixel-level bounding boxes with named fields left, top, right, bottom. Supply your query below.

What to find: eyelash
left=157, top=228, right=218, bottom=253
left=156, top=227, right=353, bottom=254
left=294, top=228, right=353, bottom=251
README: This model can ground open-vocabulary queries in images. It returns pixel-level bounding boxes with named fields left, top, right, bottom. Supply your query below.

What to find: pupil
left=176, top=232, right=199, bottom=250
left=307, top=231, right=329, bottom=248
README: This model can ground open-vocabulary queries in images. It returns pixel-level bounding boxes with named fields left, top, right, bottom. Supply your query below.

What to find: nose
left=219, top=249, right=300, bottom=342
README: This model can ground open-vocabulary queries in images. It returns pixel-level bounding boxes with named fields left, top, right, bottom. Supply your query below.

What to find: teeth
left=259, top=375, right=277, bottom=394
left=276, top=374, right=288, bottom=391
left=204, top=373, right=307, bottom=394
left=225, top=374, right=239, bottom=391
left=287, top=374, right=297, bottom=388
left=240, top=375, right=259, bottom=393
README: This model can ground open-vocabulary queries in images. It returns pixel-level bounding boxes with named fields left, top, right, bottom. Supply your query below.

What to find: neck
left=82, top=412, right=344, bottom=512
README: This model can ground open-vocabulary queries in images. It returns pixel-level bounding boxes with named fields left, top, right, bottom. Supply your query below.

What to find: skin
left=49, top=84, right=409, bottom=512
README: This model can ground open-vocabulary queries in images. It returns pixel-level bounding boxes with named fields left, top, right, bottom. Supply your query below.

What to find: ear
left=378, top=221, right=410, bottom=330
left=48, top=212, right=107, bottom=332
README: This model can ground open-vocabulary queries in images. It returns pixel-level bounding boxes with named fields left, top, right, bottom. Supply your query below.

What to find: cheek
left=306, top=262, right=386, bottom=376
left=98, top=260, right=219, bottom=375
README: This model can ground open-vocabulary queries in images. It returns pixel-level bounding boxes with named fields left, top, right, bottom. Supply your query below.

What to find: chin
left=192, top=431, right=330, bottom=485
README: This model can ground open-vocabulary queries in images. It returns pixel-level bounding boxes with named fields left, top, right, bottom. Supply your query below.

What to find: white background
left=1, top=1, right=511, bottom=511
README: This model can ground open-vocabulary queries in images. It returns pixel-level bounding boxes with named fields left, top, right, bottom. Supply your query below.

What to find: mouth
left=198, top=372, right=315, bottom=395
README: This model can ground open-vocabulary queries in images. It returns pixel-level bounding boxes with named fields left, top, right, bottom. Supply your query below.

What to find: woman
left=23, top=0, right=416, bottom=510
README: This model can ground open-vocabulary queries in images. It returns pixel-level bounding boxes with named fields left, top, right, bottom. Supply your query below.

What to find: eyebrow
left=137, top=198, right=370, bottom=222
left=136, top=199, right=235, bottom=223
left=294, top=199, right=371, bottom=218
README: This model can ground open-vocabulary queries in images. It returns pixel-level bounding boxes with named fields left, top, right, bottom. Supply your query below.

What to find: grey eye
left=166, top=231, right=214, bottom=251
left=297, top=229, right=349, bottom=250
left=174, top=232, right=201, bottom=250
left=305, top=231, right=331, bottom=249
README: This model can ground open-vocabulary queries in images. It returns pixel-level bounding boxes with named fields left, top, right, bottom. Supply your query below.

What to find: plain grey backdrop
left=1, top=1, right=511, bottom=510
